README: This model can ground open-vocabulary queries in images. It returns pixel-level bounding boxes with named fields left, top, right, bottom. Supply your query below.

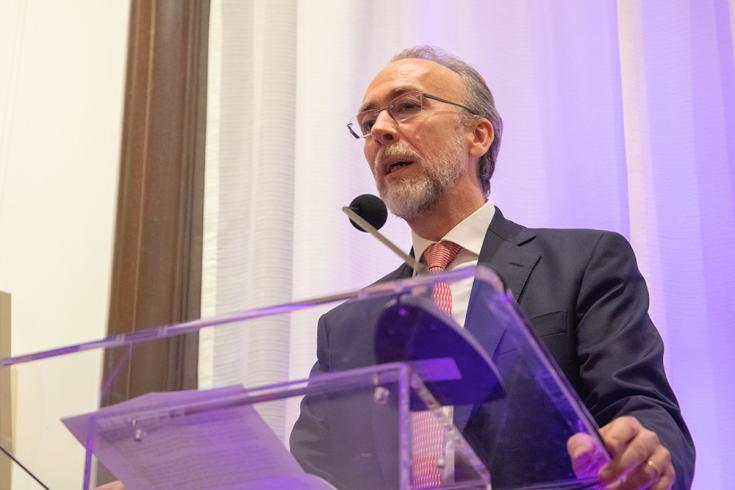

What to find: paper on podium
left=62, top=386, right=335, bottom=490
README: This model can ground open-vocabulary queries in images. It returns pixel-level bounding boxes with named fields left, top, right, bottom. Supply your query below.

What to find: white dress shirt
left=409, top=199, right=495, bottom=481
left=411, top=200, right=495, bottom=327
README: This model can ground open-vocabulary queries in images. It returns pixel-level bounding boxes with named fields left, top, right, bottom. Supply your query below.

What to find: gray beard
left=380, top=174, right=443, bottom=219
left=377, top=135, right=465, bottom=220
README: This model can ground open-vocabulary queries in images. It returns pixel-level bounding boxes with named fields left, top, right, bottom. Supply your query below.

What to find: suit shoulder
left=320, top=263, right=409, bottom=324
left=519, top=227, right=638, bottom=277
left=492, top=209, right=630, bottom=252
left=529, top=227, right=632, bottom=252
left=372, top=264, right=415, bottom=286
left=531, top=226, right=622, bottom=240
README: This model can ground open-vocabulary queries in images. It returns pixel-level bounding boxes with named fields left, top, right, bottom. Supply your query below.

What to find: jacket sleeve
left=289, top=314, right=336, bottom=483
left=575, top=232, right=695, bottom=489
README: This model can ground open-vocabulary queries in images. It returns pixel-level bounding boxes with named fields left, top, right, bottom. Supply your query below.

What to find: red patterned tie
left=411, top=241, right=463, bottom=488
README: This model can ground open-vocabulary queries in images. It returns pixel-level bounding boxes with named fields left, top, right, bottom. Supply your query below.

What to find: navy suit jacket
left=290, top=208, right=694, bottom=489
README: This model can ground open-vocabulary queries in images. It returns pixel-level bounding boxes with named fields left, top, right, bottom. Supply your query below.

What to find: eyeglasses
left=347, top=92, right=478, bottom=139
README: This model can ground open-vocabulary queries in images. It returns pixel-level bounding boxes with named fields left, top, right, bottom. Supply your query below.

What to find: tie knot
left=421, top=241, right=463, bottom=272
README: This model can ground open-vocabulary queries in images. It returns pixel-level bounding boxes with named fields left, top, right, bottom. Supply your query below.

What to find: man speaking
left=290, top=46, right=694, bottom=489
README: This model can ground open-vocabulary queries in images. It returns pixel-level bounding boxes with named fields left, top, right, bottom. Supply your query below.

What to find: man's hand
left=567, top=431, right=609, bottom=480
left=568, top=416, right=675, bottom=489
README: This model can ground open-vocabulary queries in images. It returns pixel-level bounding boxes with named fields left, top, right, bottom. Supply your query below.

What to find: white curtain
left=200, top=2, right=735, bottom=488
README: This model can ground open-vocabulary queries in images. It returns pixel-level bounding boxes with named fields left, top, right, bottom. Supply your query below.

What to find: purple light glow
left=403, top=2, right=735, bottom=488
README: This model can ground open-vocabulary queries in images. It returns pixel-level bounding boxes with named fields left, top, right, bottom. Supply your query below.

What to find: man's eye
left=394, top=101, right=421, bottom=114
left=360, top=118, right=376, bottom=133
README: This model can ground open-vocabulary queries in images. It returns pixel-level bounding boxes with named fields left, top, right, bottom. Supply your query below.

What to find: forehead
left=360, top=58, right=465, bottom=111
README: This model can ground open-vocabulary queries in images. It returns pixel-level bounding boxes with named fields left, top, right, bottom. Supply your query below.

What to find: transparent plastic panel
left=461, top=269, right=610, bottom=489
left=0, top=267, right=608, bottom=489
left=79, top=364, right=487, bottom=489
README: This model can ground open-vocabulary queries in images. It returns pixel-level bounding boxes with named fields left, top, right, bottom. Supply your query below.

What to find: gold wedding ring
left=646, top=458, right=661, bottom=477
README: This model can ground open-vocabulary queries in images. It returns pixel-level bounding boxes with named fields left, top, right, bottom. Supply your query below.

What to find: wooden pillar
left=102, top=0, right=210, bottom=407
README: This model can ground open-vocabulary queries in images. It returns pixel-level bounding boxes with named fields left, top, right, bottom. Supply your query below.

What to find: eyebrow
left=358, top=86, right=419, bottom=113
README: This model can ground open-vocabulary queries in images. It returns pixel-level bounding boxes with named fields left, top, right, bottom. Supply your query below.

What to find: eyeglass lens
left=356, top=92, right=424, bottom=137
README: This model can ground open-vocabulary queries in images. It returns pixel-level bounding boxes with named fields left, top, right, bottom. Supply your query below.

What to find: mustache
left=375, top=145, right=420, bottom=167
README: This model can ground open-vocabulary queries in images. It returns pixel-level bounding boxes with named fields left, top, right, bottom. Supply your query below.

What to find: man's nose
left=369, top=110, right=399, bottom=143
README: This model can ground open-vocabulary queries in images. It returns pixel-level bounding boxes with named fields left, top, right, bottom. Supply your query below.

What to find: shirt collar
left=411, top=199, right=496, bottom=263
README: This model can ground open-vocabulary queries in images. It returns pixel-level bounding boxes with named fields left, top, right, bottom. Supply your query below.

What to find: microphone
left=347, top=194, right=388, bottom=231
left=342, top=194, right=425, bottom=273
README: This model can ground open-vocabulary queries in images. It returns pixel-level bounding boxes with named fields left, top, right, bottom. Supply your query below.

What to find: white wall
left=0, top=1, right=129, bottom=488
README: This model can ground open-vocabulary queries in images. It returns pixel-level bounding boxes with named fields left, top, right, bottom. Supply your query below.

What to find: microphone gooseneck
left=341, top=194, right=425, bottom=273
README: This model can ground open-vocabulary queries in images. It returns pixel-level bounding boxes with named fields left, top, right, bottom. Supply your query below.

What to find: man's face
left=360, top=59, right=476, bottom=219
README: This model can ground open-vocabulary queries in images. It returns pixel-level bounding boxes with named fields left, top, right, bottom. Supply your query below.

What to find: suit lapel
left=455, top=208, right=540, bottom=432
left=476, top=207, right=539, bottom=302
left=466, top=208, right=540, bottom=349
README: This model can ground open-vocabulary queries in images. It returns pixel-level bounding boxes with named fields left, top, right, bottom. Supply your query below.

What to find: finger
left=568, top=433, right=603, bottom=478
left=601, top=429, right=660, bottom=484
left=619, top=446, right=673, bottom=490
left=649, top=463, right=675, bottom=490
left=568, top=432, right=596, bottom=460
left=598, top=417, right=651, bottom=484
left=599, top=416, right=641, bottom=457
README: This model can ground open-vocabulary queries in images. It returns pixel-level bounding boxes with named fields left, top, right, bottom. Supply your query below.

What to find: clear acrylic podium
left=0, top=266, right=609, bottom=489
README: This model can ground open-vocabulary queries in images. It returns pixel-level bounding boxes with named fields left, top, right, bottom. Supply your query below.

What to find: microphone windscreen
left=348, top=194, right=388, bottom=231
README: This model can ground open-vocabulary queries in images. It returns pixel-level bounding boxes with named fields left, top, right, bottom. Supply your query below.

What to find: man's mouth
left=385, top=160, right=413, bottom=175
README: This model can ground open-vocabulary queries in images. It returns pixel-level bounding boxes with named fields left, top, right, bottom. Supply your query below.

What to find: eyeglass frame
left=347, top=92, right=479, bottom=139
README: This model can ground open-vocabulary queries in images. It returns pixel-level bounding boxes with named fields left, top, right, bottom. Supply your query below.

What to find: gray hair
left=390, top=46, right=503, bottom=196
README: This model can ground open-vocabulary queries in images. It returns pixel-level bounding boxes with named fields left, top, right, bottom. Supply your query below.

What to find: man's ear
left=468, top=118, right=493, bottom=158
